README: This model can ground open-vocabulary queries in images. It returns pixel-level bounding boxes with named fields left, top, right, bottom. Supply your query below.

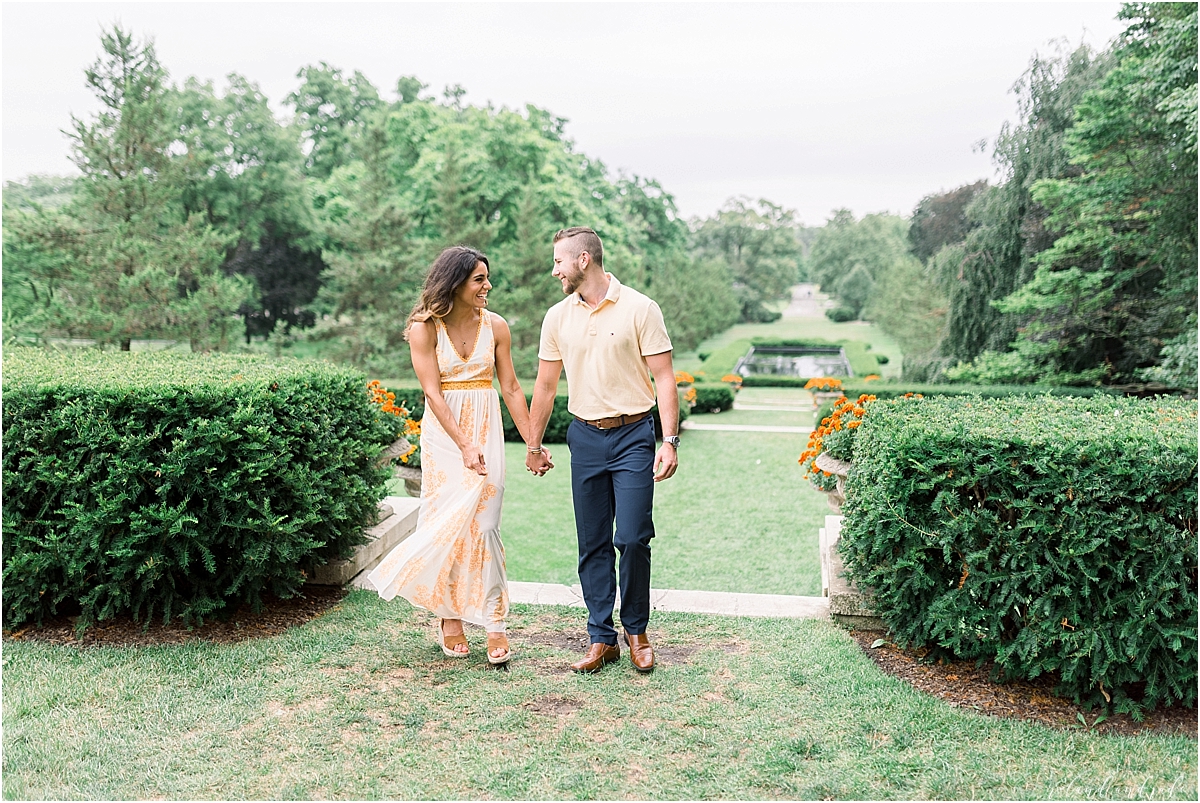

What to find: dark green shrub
left=749, top=337, right=838, bottom=349
left=876, top=354, right=890, bottom=365
left=826, top=306, right=856, bottom=322
left=840, top=382, right=1116, bottom=400
left=2, top=348, right=395, bottom=629
left=390, top=381, right=689, bottom=445
left=741, top=375, right=812, bottom=388
left=692, top=383, right=735, bottom=414
left=840, top=394, right=1198, bottom=714
left=816, top=383, right=1115, bottom=429
left=500, top=392, right=573, bottom=443
left=384, top=382, right=425, bottom=422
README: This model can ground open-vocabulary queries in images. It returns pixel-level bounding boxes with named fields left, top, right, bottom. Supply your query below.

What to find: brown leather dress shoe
left=570, top=642, right=620, bottom=673
left=624, top=632, right=655, bottom=673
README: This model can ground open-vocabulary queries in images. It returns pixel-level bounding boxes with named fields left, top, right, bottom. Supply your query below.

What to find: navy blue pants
left=567, top=415, right=656, bottom=645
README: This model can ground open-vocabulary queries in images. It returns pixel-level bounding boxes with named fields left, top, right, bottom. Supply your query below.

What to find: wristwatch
left=663, top=435, right=681, bottom=449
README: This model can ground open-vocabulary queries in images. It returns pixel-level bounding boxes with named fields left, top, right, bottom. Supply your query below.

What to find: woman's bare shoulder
left=408, top=318, right=438, bottom=345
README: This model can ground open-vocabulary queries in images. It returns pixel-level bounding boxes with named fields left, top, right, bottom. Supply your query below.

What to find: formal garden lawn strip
left=4, top=594, right=1195, bottom=800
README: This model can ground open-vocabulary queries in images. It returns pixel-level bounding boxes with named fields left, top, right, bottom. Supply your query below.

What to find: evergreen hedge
left=814, top=383, right=1117, bottom=425
left=692, top=383, right=735, bottom=413
left=385, top=383, right=689, bottom=443
left=840, top=395, right=1198, bottom=714
left=2, top=348, right=395, bottom=629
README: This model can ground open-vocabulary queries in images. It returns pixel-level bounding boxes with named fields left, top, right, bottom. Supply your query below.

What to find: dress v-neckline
left=442, top=313, right=485, bottom=363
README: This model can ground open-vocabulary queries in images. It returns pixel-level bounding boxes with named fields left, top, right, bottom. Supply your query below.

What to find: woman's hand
left=461, top=444, right=487, bottom=476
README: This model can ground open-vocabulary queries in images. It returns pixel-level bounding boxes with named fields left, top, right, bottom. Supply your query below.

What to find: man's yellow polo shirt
left=538, top=273, right=673, bottom=420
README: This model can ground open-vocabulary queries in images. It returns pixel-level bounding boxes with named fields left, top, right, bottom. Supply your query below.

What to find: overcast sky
left=4, top=2, right=1126, bottom=224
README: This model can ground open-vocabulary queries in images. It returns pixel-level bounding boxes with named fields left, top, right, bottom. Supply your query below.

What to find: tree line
left=806, top=2, right=1196, bottom=391
left=3, top=26, right=807, bottom=377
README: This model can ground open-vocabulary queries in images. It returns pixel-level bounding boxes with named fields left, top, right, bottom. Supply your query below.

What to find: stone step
left=505, top=581, right=828, bottom=619
left=820, top=514, right=884, bottom=629
left=309, top=495, right=421, bottom=586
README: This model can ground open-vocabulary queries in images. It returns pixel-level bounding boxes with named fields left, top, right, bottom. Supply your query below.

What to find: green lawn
left=494, top=426, right=825, bottom=596
left=4, top=597, right=1194, bottom=800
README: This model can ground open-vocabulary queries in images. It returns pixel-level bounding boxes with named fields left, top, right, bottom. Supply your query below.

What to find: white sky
left=3, top=2, right=1126, bottom=224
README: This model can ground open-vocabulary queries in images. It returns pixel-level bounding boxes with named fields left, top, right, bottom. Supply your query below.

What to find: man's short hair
left=554, top=227, right=604, bottom=268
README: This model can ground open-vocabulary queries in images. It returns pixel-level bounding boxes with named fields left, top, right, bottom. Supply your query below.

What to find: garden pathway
left=349, top=573, right=829, bottom=619
left=681, top=420, right=812, bottom=433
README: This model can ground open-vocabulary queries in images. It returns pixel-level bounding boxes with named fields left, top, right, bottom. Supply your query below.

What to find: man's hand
left=526, top=447, right=554, bottom=477
left=653, top=443, right=677, bottom=482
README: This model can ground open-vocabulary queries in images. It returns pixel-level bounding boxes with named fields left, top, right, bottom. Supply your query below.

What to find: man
left=525, top=226, right=680, bottom=674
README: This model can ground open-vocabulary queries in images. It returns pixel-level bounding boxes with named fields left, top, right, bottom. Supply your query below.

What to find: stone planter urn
left=814, top=452, right=852, bottom=513
left=394, top=465, right=422, bottom=498
left=375, top=437, right=422, bottom=498
left=811, top=390, right=845, bottom=408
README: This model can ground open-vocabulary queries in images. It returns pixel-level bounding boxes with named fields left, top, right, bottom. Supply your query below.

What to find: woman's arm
left=410, top=320, right=487, bottom=475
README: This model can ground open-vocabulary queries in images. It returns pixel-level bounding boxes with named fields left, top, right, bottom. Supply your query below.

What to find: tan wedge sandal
left=436, top=619, right=469, bottom=658
left=486, top=633, right=512, bottom=666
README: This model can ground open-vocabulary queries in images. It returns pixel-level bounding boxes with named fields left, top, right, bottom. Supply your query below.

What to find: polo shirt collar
left=574, top=272, right=622, bottom=308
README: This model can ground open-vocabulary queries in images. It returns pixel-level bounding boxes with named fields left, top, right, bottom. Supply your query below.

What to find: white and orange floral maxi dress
left=367, top=312, right=509, bottom=633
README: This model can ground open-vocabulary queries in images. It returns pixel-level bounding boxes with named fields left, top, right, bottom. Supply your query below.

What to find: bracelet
left=527, top=446, right=543, bottom=454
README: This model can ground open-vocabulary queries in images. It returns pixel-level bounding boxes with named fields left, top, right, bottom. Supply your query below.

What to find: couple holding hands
left=367, top=227, right=680, bottom=673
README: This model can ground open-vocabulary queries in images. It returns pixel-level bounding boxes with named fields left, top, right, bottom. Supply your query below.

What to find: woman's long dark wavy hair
left=405, top=246, right=490, bottom=341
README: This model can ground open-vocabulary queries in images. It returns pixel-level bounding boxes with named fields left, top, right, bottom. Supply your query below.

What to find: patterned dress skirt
left=367, top=385, right=509, bottom=632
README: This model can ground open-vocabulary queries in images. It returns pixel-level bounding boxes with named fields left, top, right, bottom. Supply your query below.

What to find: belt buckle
left=597, top=417, right=614, bottom=430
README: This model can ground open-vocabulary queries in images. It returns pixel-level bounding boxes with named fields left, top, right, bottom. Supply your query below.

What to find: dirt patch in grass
left=652, top=642, right=699, bottom=666
left=519, top=629, right=592, bottom=653
left=3, top=586, right=349, bottom=647
left=518, top=627, right=697, bottom=667
left=523, top=695, right=584, bottom=716
left=849, top=629, right=1197, bottom=738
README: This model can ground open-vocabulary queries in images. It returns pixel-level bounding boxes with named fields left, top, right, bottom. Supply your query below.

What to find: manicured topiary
left=692, top=383, right=735, bottom=414
left=2, top=348, right=394, bottom=629
left=839, top=394, right=1198, bottom=715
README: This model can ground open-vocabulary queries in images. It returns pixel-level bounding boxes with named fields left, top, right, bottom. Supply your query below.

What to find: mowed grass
left=497, top=425, right=825, bottom=596
left=4, top=597, right=1195, bottom=800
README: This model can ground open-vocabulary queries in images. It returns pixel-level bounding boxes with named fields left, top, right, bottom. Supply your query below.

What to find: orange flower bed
left=804, top=377, right=843, bottom=391
left=368, top=379, right=420, bottom=464
left=799, top=393, right=877, bottom=491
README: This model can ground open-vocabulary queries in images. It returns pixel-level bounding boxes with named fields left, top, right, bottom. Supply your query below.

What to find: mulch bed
left=4, top=595, right=1194, bottom=739
left=849, top=629, right=1197, bottom=738
left=2, top=586, right=348, bottom=648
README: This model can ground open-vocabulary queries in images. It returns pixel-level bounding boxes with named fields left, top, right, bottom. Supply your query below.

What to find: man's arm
left=645, top=351, right=679, bottom=482
left=525, top=359, right=563, bottom=476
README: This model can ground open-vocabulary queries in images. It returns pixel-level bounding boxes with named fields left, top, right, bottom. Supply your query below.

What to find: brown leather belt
left=574, top=411, right=651, bottom=430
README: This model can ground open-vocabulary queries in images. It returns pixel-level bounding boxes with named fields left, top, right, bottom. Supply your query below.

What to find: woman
left=367, top=246, right=548, bottom=665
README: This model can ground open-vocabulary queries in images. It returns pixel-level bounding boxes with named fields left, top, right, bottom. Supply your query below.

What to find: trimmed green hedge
left=2, top=348, right=394, bottom=629
left=840, top=395, right=1198, bottom=714
left=840, top=382, right=1116, bottom=400
left=386, top=383, right=688, bottom=443
left=692, top=383, right=735, bottom=414
left=815, top=383, right=1119, bottom=423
